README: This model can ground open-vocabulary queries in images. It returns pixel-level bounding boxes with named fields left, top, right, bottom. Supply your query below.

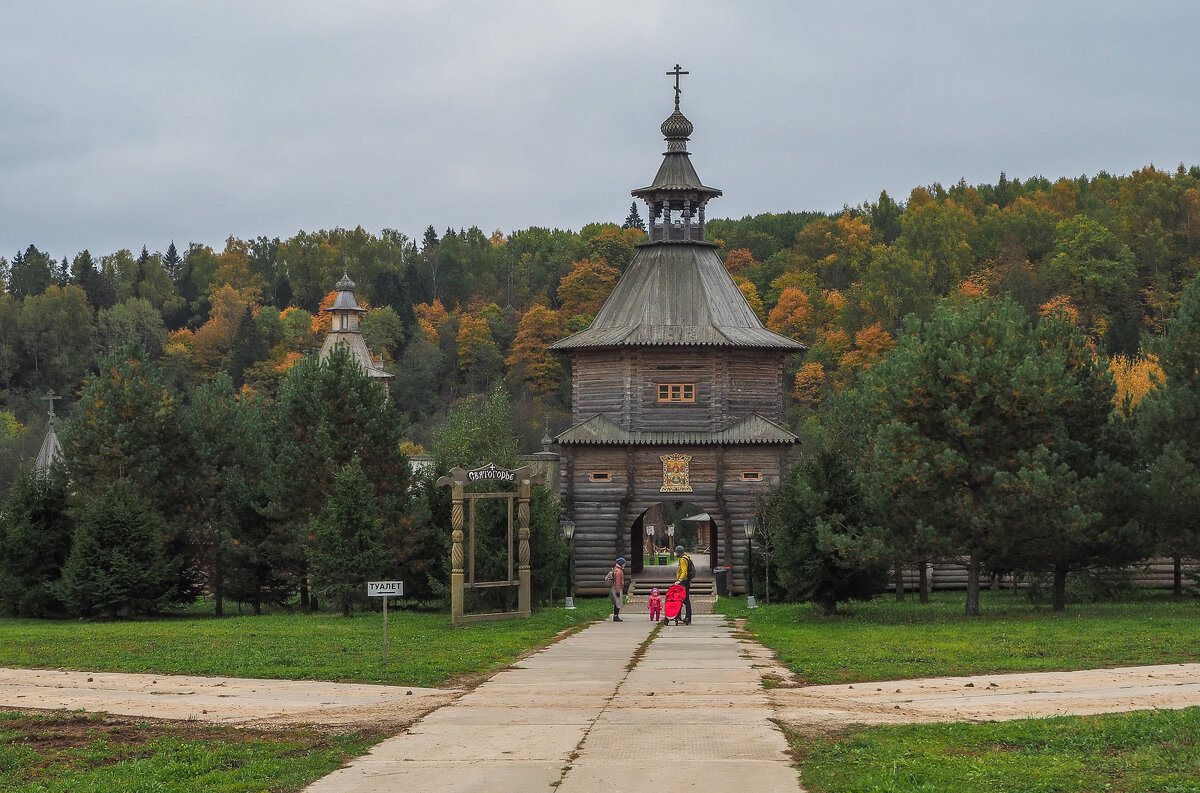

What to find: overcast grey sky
left=2, top=1, right=1197, bottom=261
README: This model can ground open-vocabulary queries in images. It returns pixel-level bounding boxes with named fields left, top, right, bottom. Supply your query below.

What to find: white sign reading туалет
left=367, top=581, right=404, bottom=597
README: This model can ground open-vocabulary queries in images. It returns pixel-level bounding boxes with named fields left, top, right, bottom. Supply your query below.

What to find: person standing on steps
left=607, top=557, right=626, bottom=621
left=674, top=545, right=693, bottom=625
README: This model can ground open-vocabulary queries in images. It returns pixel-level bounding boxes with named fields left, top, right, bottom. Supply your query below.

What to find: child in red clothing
left=647, top=588, right=663, bottom=621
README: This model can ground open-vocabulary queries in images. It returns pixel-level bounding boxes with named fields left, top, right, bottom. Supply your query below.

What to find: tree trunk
left=818, top=595, right=837, bottom=616
left=965, top=551, right=980, bottom=616
left=894, top=561, right=906, bottom=602
left=1052, top=566, right=1068, bottom=612
left=253, top=596, right=262, bottom=616
left=300, top=580, right=309, bottom=612
left=919, top=561, right=930, bottom=603
left=342, top=601, right=351, bottom=618
left=1174, top=556, right=1183, bottom=597
left=214, top=580, right=224, bottom=618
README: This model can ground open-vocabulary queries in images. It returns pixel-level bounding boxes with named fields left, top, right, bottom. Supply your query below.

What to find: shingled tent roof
left=549, top=242, right=803, bottom=350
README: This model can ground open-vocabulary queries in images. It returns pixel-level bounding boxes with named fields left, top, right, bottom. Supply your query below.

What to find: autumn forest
left=3, top=163, right=1200, bottom=616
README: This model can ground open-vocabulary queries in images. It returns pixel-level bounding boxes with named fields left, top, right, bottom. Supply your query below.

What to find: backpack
left=682, top=554, right=695, bottom=582
left=605, top=568, right=615, bottom=586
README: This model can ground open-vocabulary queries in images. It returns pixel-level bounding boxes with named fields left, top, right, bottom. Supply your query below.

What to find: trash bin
left=714, top=566, right=730, bottom=597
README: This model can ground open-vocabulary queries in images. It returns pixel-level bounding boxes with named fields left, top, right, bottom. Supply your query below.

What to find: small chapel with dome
left=319, top=271, right=393, bottom=390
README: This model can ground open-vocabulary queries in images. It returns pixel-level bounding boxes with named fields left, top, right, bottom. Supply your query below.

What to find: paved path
left=304, top=614, right=802, bottom=792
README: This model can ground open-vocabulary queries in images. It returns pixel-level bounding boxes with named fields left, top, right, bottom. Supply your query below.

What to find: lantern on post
left=743, top=519, right=757, bottom=609
left=560, top=519, right=576, bottom=609
left=644, top=522, right=655, bottom=566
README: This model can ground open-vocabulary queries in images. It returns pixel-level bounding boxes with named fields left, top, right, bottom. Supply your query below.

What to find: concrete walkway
left=304, top=614, right=801, bottom=792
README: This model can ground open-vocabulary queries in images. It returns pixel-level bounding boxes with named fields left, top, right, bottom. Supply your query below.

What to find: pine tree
left=623, top=201, right=646, bottom=231
left=63, top=343, right=195, bottom=603
left=267, top=345, right=411, bottom=610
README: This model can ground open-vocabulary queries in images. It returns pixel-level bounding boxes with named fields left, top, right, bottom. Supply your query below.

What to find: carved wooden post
left=517, top=478, right=532, bottom=616
left=450, top=481, right=465, bottom=625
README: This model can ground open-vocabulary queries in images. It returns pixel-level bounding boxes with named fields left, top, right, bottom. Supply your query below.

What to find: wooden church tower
left=551, top=68, right=804, bottom=594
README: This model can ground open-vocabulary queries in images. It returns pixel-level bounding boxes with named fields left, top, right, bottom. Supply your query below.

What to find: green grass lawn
left=719, top=591, right=1200, bottom=684
left=792, top=707, right=1200, bottom=793
left=0, top=710, right=379, bottom=793
left=0, top=599, right=611, bottom=687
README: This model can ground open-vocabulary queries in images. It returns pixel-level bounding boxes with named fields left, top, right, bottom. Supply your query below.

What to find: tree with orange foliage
left=766, top=287, right=813, bottom=341
left=413, top=300, right=449, bottom=344
left=1040, top=294, right=1080, bottom=324
left=506, top=305, right=566, bottom=395
left=840, top=323, right=897, bottom=373
left=723, top=248, right=757, bottom=274
left=188, top=285, right=256, bottom=376
left=557, top=258, right=621, bottom=321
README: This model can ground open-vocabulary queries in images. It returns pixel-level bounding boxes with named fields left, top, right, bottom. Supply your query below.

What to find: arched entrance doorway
left=628, top=501, right=719, bottom=575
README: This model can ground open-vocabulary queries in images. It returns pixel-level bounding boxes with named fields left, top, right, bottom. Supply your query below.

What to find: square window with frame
left=657, top=383, right=696, bottom=403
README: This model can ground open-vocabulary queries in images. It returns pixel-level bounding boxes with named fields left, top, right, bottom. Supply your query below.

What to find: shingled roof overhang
left=556, top=412, right=797, bottom=446
left=549, top=242, right=805, bottom=351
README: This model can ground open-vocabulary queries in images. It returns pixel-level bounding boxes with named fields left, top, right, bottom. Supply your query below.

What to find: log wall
left=569, top=348, right=787, bottom=430
left=562, top=442, right=790, bottom=594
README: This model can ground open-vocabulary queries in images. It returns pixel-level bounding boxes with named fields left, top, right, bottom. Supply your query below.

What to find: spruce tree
left=58, top=479, right=172, bottom=618
left=0, top=464, right=73, bottom=617
left=623, top=201, right=646, bottom=231
left=308, top=457, right=388, bottom=617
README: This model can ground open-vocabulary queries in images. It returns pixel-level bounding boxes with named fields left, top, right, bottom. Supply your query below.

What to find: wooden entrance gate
left=437, top=464, right=540, bottom=625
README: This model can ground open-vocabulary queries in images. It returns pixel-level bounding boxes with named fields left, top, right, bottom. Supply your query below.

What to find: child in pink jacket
left=647, top=588, right=663, bottom=622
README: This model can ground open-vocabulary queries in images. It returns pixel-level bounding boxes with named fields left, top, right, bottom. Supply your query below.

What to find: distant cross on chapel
left=35, top=390, right=63, bottom=472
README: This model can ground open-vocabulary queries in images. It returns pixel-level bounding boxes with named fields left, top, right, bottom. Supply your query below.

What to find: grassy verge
left=718, top=591, right=1200, bottom=684
left=791, top=707, right=1200, bottom=793
left=0, top=710, right=379, bottom=793
left=0, top=599, right=610, bottom=688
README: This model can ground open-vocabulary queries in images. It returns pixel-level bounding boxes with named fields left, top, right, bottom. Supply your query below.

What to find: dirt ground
left=3, top=653, right=1198, bottom=736
left=0, top=667, right=461, bottom=733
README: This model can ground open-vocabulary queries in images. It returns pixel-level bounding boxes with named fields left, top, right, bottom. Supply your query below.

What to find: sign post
left=367, top=581, right=404, bottom=662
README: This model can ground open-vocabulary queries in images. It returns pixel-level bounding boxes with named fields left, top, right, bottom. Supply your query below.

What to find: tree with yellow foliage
left=413, top=300, right=449, bottom=344
left=766, top=287, right=813, bottom=341
left=735, top=277, right=766, bottom=323
left=1108, top=354, right=1162, bottom=409
left=557, top=258, right=620, bottom=321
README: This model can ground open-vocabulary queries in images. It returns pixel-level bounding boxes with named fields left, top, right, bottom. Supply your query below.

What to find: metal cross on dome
left=667, top=63, right=689, bottom=106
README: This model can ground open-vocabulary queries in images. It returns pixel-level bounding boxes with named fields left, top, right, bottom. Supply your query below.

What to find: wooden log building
left=550, top=76, right=805, bottom=595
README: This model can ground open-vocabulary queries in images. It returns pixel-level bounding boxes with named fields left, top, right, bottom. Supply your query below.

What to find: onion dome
left=660, top=107, right=694, bottom=140
left=330, top=269, right=366, bottom=313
